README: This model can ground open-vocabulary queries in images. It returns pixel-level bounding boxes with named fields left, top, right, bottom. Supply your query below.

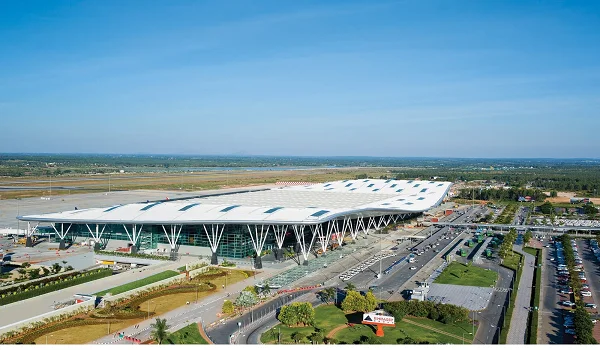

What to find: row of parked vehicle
left=589, top=239, right=600, bottom=263
left=339, top=251, right=397, bottom=282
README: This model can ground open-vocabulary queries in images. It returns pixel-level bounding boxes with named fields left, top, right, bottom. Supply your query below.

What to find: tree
left=344, top=282, right=356, bottom=292
left=341, top=290, right=365, bottom=313
left=539, top=201, right=554, bottom=215
left=65, top=265, right=74, bottom=271
left=261, top=283, right=272, bottom=296
left=51, top=263, right=62, bottom=274
left=308, top=331, right=324, bottom=344
left=150, top=318, right=169, bottom=344
left=291, top=331, right=305, bottom=344
left=27, top=268, right=41, bottom=280
left=363, top=291, right=378, bottom=312
left=21, top=262, right=31, bottom=269
left=319, top=288, right=336, bottom=304
left=235, top=290, right=258, bottom=308
left=222, top=300, right=234, bottom=314
left=550, top=190, right=558, bottom=197
left=62, top=261, right=67, bottom=265
left=278, top=302, right=315, bottom=327
left=17, top=268, right=26, bottom=278
left=523, top=231, right=532, bottom=246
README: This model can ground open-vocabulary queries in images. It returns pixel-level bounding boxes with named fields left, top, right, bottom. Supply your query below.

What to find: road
left=208, top=289, right=317, bottom=344
left=471, top=261, right=512, bottom=344
left=539, top=244, right=563, bottom=344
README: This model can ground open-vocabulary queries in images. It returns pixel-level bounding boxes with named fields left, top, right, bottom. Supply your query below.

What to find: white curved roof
left=18, top=179, right=452, bottom=225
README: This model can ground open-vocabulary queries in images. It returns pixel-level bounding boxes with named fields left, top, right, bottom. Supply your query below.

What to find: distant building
left=411, top=282, right=430, bottom=301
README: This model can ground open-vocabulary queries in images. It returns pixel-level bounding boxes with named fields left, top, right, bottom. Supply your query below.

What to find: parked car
left=581, top=291, right=592, bottom=297
left=561, top=301, right=576, bottom=307
left=585, top=303, right=597, bottom=309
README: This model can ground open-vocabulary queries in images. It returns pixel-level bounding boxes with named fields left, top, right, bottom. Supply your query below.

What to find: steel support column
left=247, top=225, right=270, bottom=269
left=271, top=225, right=288, bottom=261
left=293, top=224, right=316, bottom=265
left=203, top=224, right=225, bottom=265
left=122, top=224, right=143, bottom=254
left=86, top=224, right=106, bottom=250
left=162, top=224, right=183, bottom=257
left=25, top=222, right=39, bottom=247
left=51, top=223, right=72, bottom=250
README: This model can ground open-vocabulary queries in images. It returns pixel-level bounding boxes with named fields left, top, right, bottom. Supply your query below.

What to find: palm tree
left=323, top=288, right=336, bottom=304
left=262, top=283, right=272, bottom=296
left=151, top=318, right=169, bottom=344
left=344, top=282, right=356, bottom=292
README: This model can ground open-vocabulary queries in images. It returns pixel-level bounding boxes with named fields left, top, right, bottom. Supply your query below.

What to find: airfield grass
left=165, top=323, right=208, bottom=344
left=0, top=169, right=391, bottom=200
left=96, top=270, right=180, bottom=296
left=434, top=262, right=498, bottom=287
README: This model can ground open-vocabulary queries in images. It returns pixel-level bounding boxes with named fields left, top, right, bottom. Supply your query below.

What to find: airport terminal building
left=18, top=179, right=452, bottom=268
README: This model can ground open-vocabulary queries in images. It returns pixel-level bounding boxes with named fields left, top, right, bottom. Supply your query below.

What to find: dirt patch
left=326, top=324, right=350, bottom=338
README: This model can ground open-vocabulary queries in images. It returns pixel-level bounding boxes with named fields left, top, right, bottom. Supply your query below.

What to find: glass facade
left=50, top=223, right=276, bottom=259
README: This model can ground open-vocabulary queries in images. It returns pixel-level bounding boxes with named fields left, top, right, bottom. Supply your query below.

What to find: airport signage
left=363, top=312, right=395, bottom=325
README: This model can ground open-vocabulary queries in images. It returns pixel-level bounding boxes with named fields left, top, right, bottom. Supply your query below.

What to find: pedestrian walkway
left=506, top=244, right=535, bottom=344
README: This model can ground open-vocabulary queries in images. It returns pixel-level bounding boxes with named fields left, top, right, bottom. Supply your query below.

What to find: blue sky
left=1, top=0, right=599, bottom=158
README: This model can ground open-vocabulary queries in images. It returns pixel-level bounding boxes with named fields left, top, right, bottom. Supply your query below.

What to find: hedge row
left=14, top=318, right=106, bottom=344
left=94, top=250, right=171, bottom=261
left=0, top=270, right=84, bottom=296
left=0, top=269, right=113, bottom=306
left=95, top=270, right=179, bottom=296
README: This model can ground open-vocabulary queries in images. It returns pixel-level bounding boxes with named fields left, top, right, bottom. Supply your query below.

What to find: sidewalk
left=506, top=245, right=535, bottom=344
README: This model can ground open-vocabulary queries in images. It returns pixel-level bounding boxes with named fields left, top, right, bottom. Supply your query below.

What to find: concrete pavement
left=0, top=258, right=184, bottom=329
left=506, top=244, right=535, bottom=344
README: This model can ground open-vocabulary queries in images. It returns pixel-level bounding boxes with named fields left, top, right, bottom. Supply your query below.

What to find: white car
left=409, top=266, right=417, bottom=270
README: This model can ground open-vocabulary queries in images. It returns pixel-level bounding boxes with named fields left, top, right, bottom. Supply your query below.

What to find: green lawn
left=334, top=321, right=464, bottom=344
left=407, top=317, right=476, bottom=342
left=434, top=262, right=498, bottom=287
left=499, top=251, right=524, bottom=344
left=260, top=304, right=476, bottom=345
left=165, top=323, right=208, bottom=344
left=260, top=304, right=347, bottom=344
left=95, top=270, right=179, bottom=296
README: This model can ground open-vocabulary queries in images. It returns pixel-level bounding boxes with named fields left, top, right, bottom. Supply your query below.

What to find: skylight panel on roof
left=397, top=198, right=405, bottom=201
left=179, top=203, right=200, bottom=211
left=350, top=188, right=357, bottom=191
left=385, top=179, right=391, bottom=183
left=406, top=202, right=413, bottom=205
left=104, top=205, right=124, bottom=212
left=140, top=202, right=162, bottom=211
left=396, top=189, right=403, bottom=193
left=407, top=180, right=413, bottom=183
left=420, top=188, right=427, bottom=192
left=264, top=207, right=283, bottom=214
left=437, top=183, right=444, bottom=187
left=382, top=203, right=390, bottom=205
left=324, top=184, right=332, bottom=187
left=418, top=197, right=425, bottom=200
left=363, top=180, right=369, bottom=182
left=220, top=205, right=241, bottom=212
left=311, top=210, right=330, bottom=217
left=390, top=184, right=397, bottom=188
left=345, top=183, right=353, bottom=187
left=372, top=189, right=380, bottom=192
left=413, top=184, right=420, bottom=187
left=367, top=184, right=374, bottom=188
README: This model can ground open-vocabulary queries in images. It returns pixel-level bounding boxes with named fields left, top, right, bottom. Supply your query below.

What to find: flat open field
left=434, top=262, right=498, bottom=287
left=0, top=168, right=392, bottom=200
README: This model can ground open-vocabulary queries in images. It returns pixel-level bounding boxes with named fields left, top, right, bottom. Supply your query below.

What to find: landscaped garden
left=165, top=323, right=208, bottom=344
left=94, top=250, right=171, bottom=261
left=0, top=268, right=113, bottom=306
left=3, top=267, right=252, bottom=344
left=95, top=270, right=180, bottom=296
left=434, top=262, right=498, bottom=287
left=260, top=300, right=477, bottom=345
